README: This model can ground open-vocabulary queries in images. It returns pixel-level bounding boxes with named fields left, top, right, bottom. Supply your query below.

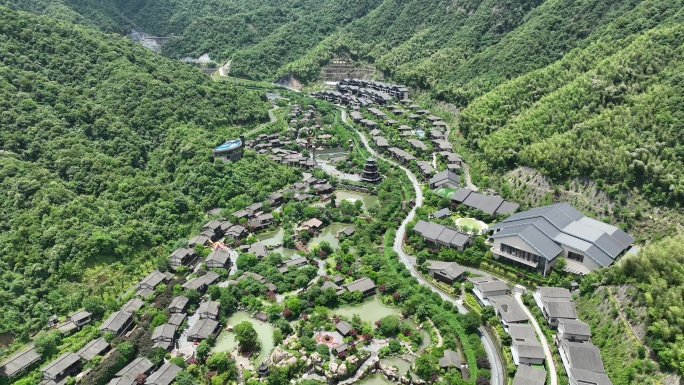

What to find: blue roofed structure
left=212, top=138, right=244, bottom=162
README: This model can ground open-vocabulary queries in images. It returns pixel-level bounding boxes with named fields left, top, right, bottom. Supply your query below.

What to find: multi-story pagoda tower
left=361, top=157, right=382, bottom=183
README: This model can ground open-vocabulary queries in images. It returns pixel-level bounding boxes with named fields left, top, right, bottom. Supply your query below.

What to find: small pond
left=212, top=312, right=275, bottom=364
left=315, top=147, right=349, bottom=160
left=310, top=190, right=378, bottom=212
left=256, top=228, right=298, bottom=259
left=381, top=357, right=419, bottom=381
left=454, top=217, right=488, bottom=233
left=308, top=223, right=349, bottom=250
left=256, top=228, right=285, bottom=247
left=331, top=295, right=401, bottom=324
left=403, top=319, right=431, bottom=351
left=357, top=373, right=396, bottom=385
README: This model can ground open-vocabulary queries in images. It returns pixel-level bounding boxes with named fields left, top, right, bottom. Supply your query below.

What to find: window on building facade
left=501, top=243, right=541, bottom=263
left=567, top=251, right=584, bottom=262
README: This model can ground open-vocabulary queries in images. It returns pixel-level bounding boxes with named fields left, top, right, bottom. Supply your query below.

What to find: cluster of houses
left=318, top=276, right=377, bottom=298
left=465, top=277, right=547, bottom=385
left=413, top=220, right=473, bottom=252
left=287, top=103, right=318, bottom=128
left=168, top=220, right=244, bottom=271
left=416, top=201, right=633, bottom=279
left=312, top=78, right=408, bottom=106
left=343, top=98, right=470, bottom=188
left=449, top=187, right=520, bottom=218
left=462, top=278, right=613, bottom=385
left=532, top=287, right=612, bottom=385
left=1, top=270, right=190, bottom=385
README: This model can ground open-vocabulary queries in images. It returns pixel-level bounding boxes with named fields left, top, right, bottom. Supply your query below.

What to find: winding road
left=514, top=293, right=557, bottom=385
left=243, top=105, right=279, bottom=138
left=343, top=110, right=505, bottom=385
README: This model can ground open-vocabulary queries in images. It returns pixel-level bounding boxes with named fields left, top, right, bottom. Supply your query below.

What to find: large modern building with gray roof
left=489, top=203, right=633, bottom=275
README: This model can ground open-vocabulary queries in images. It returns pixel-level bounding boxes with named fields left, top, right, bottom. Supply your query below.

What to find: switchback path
left=243, top=106, right=279, bottom=138
left=462, top=163, right=479, bottom=191
left=342, top=109, right=504, bottom=385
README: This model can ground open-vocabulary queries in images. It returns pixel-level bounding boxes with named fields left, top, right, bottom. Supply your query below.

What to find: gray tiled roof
left=1, top=347, right=41, bottom=377
left=98, top=311, right=132, bottom=334
left=137, top=270, right=167, bottom=289
left=121, top=298, right=144, bottom=314
left=538, top=287, right=572, bottom=300
left=544, top=299, right=577, bottom=319
left=68, top=310, right=92, bottom=324
left=187, top=235, right=210, bottom=247
left=428, top=261, right=465, bottom=281
left=407, top=139, right=427, bottom=151
left=568, top=368, right=613, bottom=385
left=41, top=353, right=81, bottom=378
left=491, top=224, right=564, bottom=261
left=561, top=340, right=606, bottom=373
left=558, top=319, right=592, bottom=337
left=168, top=296, right=189, bottom=312
left=343, top=277, right=376, bottom=293
left=335, top=321, right=353, bottom=335
left=413, top=220, right=429, bottom=233
left=495, top=201, right=519, bottom=216
left=512, top=365, right=546, bottom=385
left=413, top=220, right=472, bottom=248
left=438, top=350, right=461, bottom=368
left=111, top=357, right=154, bottom=385
left=198, top=301, right=220, bottom=318
left=169, top=248, right=194, bottom=266
left=77, top=338, right=110, bottom=360
left=451, top=187, right=473, bottom=203
left=151, top=324, right=176, bottom=341
left=187, top=318, right=219, bottom=340
left=247, top=242, right=268, bottom=258
left=509, top=325, right=544, bottom=360
left=182, top=271, right=220, bottom=291
left=167, top=313, right=186, bottom=327
left=429, top=170, right=460, bottom=187
left=462, top=193, right=504, bottom=215
left=474, top=279, right=510, bottom=295
left=432, top=208, right=450, bottom=219
left=488, top=296, right=529, bottom=324
left=491, top=203, right=632, bottom=267
left=206, top=249, right=230, bottom=266
left=145, top=363, right=181, bottom=385
left=436, top=227, right=459, bottom=243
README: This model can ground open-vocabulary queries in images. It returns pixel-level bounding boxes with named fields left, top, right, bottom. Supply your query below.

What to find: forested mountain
left=108, top=0, right=381, bottom=79
left=582, top=236, right=684, bottom=376
left=32, top=0, right=682, bottom=214
left=0, top=6, right=299, bottom=339
left=0, top=0, right=128, bottom=34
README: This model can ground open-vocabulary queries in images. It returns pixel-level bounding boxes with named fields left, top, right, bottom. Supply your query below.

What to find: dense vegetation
left=459, top=5, right=684, bottom=207
left=108, top=0, right=380, bottom=80
left=575, top=287, right=665, bottom=384
left=0, top=6, right=299, bottom=340
left=582, top=236, right=684, bottom=377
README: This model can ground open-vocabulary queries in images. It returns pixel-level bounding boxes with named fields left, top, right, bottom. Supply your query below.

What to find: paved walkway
left=339, top=354, right=378, bottom=385
left=344, top=110, right=504, bottom=385
left=317, top=160, right=361, bottom=182
left=426, top=318, right=443, bottom=348
left=243, top=106, right=279, bottom=138
left=462, top=163, right=479, bottom=191
left=514, top=292, right=557, bottom=385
